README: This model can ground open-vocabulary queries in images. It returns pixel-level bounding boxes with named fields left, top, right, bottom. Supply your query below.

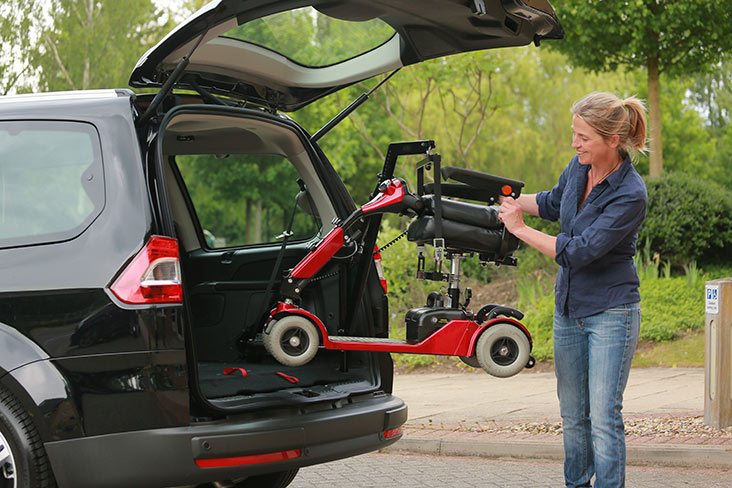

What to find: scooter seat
left=407, top=215, right=518, bottom=257
left=421, top=195, right=501, bottom=229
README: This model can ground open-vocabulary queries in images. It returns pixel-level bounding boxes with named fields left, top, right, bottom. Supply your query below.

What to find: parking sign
left=706, top=285, right=719, bottom=314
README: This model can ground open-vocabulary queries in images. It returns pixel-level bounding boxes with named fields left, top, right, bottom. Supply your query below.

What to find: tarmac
left=383, top=367, right=732, bottom=470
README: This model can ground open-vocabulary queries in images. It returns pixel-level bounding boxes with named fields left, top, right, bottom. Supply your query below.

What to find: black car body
left=0, top=2, right=562, bottom=487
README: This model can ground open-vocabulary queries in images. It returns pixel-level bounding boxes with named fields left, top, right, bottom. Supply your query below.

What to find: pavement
left=382, top=367, right=732, bottom=470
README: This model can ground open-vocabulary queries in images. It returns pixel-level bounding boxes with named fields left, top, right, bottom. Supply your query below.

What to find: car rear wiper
left=310, top=68, right=400, bottom=143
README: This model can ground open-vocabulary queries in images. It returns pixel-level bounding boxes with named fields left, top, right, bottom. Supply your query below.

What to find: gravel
left=424, top=416, right=732, bottom=438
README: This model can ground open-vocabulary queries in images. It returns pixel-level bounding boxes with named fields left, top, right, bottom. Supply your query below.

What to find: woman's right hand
left=498, top=197, right=525, bottom=234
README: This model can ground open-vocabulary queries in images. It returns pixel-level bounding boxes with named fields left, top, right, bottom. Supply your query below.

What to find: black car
left=0, top=2, right=562, bottom=487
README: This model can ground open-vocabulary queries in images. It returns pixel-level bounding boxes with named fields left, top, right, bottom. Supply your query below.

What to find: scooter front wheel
left=264, top=315, right=320, bottom=367
left=475, top=323, right=530, bottom=378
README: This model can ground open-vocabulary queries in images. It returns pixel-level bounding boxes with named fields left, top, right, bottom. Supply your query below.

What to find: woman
left=498, top=92, right=648, bottom=488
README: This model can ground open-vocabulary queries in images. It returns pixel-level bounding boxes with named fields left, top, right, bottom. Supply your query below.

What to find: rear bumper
left=45, top=394, right=406, bottom=488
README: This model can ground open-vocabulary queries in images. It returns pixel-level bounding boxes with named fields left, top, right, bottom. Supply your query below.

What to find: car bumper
left=44, top=393, right=406, bottom=488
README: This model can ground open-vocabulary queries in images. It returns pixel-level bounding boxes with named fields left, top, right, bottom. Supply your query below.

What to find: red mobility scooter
left=262, top=140, right=535, bottom=378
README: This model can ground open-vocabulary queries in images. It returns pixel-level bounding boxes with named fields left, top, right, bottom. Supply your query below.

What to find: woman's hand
left=498, top=197, right=526, bottom=234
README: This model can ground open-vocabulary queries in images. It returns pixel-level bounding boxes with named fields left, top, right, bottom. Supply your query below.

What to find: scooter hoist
left=262, top=140, right=535, bottom=378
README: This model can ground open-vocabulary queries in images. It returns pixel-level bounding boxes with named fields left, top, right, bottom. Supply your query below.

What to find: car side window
left=0, top=120, right=104, bottom=248
left=175, top=154, right=321, bottom=249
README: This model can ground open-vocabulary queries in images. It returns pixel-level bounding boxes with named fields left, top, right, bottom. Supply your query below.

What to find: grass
left=632, top=331, right=705, bottom=368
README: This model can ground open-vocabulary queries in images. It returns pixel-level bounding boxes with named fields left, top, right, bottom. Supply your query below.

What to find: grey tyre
left=475, top=323, right=530, bottom=378
left=0, top=388, right=55, bottom=488
left=263, top=315, right=319, bottom=367
left=458, top=355, right=481, bottom=368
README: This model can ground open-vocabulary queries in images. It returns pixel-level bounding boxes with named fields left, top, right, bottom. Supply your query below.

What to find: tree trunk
left=244, top=199, right=252, bottom=244
left=647, top=57, right=663, bottom=177
left=254, top=199, right=263, bottom=243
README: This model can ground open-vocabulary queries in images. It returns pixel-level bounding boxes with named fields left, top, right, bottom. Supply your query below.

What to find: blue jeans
left=553, top=303, right=640, bottom=488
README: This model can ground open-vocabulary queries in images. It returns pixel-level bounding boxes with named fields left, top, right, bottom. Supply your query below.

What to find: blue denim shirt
left=536, top=154, right=647, bottom=318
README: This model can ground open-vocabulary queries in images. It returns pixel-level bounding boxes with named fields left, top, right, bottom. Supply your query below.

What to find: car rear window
left=222, top=6, right=395, bottom=68
left=0, top=120, right=104, bottom=248
left=175, top=153, right=321, bottom=249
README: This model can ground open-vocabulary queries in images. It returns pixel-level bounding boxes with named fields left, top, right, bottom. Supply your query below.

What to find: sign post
left=704, top=278, right=732, bottom=428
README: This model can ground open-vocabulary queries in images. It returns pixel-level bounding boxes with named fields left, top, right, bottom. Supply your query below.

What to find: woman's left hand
left=498, top=197, right=525, bottom=234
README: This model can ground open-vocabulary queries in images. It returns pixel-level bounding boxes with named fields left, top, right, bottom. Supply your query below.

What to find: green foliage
left=0, top=0, right=37, bottom=94
left=710, top=123, right=732, bottom=190
left=377, top=222, right=432, bottom=319
left=638, top=276, right=705, bottom=342
left=517, top=262, right=717, bottom=360
left=519, top=289, right=556, bottom=362
left=551, top=0, right=732, bottom=176
left=633, top=239, right=660, bottom=282
left=226, top=7, right=393, bottom=68
left=176, top=154, right=320, bottom=247
left=688, top=54, right=732, bottom=134
left=631, top=74, right=718, bottom=179
left=30, top=0, right=174, bottom=92
left=295, top=83, right=402, bottom=204
left=551, top=0, right=732, bottom=77
left=639, top=172, right=732, bottom=266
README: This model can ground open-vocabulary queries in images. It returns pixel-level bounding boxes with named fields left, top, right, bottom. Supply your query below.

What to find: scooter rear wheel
left=475, top=323, right=530, bottom=378
left=263, top=315, right=320, bottom=367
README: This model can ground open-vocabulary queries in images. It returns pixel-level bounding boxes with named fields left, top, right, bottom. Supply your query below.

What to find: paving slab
left=385, top=367, right=732, bottom=469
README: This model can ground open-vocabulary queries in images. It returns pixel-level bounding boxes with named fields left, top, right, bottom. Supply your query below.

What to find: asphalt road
left=291, top=452, right=732, bottom=487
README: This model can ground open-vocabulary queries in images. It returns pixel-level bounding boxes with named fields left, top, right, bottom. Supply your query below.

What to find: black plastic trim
left=45, top=394, right=407, bottom=488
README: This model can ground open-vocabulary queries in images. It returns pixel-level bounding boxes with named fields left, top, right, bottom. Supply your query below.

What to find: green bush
left=638, top=276, right=704, bottom=341
left=517, top=260, right=728, bottom=361
left=640, top=172, right=732, bottom=267
left=376, top=221, right=432, bottom=334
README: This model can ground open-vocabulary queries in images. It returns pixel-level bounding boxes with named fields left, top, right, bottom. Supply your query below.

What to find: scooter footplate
left=329, top=336, right=407, bottom=344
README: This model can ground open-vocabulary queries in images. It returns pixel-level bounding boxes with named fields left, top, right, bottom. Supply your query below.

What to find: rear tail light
left=382, top=426, right=403, bottom=440
left=373, top=246, right=387, bottom=294
left=195, top=449, right=301, bottom=468
left=110, top=236, right=182, bottom=304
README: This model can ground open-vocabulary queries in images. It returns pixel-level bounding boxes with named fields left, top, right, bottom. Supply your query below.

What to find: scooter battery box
left=405, top=307, right=469, bottom=343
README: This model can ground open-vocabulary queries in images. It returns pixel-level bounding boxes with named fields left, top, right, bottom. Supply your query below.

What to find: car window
left=222, top=6, right=395, bottom=68
left=175, top=153, right=321, bottom=249
left=0, top=120, right=104, bottom=248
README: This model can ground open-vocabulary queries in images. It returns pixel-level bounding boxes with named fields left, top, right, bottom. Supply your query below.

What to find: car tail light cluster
left=382, top=426, right=403, bottom=440
left=195, top=448, right=301, bottom=468
left=110, top=235, right=182, bottom=304
left=373, top=247, right=387, bottom=294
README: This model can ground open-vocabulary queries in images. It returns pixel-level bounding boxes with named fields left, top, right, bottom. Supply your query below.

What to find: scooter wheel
left=263, top=315, right=320, bottom=367
left=458, top=355, right=481, bottom=368
left=475, top=323, right=530, bottom=378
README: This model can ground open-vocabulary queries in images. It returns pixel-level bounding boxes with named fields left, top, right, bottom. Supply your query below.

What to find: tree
left=550, top=0, right=732, bottom=177
left=689, top=54, right=732, bottom=135
left=0, top=1, right=38, bottom=94
left=31, top=0, right=174, bottom=91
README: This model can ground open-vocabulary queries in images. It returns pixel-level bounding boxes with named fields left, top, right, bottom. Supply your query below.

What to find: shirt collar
left=604, top=153, right=633, bottom=190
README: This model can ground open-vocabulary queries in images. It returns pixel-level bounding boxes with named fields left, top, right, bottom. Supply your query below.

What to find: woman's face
left=571, top=115, right=618, bottom=166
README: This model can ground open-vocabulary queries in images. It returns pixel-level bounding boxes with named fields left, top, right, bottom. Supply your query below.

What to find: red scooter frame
left=261, top=141, right=534, bottom=378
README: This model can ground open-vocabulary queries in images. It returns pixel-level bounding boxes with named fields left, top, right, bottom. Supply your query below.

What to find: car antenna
left=310, top=68, right=400, bottom=143
left=137, top=29, right=209, bottom=126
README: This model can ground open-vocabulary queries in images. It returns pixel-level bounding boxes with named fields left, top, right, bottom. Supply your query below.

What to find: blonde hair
left=571, top=92, right=648, bottom=158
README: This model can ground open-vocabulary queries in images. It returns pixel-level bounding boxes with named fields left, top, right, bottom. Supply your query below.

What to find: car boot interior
left=159, top=109, right=382, bottom=411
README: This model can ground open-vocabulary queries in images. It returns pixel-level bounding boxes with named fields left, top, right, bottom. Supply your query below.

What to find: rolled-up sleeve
left=555, top=197, right=647, bottom=269
left=536, top=162, right=571, bottom=221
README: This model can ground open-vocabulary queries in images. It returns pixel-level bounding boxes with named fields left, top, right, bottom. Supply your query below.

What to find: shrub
left=638, top=276, right=705, bottom=341
left=640, top=172, right=732, bottom=267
